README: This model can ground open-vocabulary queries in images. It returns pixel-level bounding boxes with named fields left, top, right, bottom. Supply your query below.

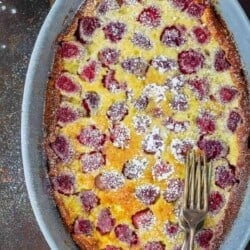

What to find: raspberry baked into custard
left=45, top=0, right=250, bottom=249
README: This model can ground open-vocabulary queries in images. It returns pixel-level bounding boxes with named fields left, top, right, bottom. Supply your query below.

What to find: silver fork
left=181, top=151, right=211, bottom=250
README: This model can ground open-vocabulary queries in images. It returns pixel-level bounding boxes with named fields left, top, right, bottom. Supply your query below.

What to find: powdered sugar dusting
left=142, top=83, right=167, bottom=103
left=151, top=55, right=177, bottom=73
left=152, top=160, right=174, bottom=181
left=142, top=127, right=164, bottom=155
left=163, top=117, right=189, bottom=133
left=133, top=114, right=152, bottom=134
left=170, top=138, right=194, bottom=162
left=123, top=157, right=148, bottom=179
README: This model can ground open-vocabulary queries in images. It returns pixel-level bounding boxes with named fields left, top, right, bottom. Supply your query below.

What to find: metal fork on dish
left=179, top=151, right=211, bottom=250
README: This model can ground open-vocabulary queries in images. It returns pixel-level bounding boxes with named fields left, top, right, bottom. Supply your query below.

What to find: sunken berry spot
left=82, top=91, right=100, bottom=116
left=214, top=50, right=230, bottom=72
left=219, top=86, right=238, bottom=103
left=137, top=6, right=161, bottom=28
left=77, top=125, right=106, bottom=149
left=79, top=60, right=100, bottom=83
left=78, top=17, right=101, bottom=43
left=161, top=25, right=186, bottom=47
left=98, top=48, right=120, bottom=66
left=178, top=49, right=205, bottom=74
left=132, top=208, right=155, bottom=230
left=80, top=190, right=100, bottom=213
left=195, top=229, right=213, bottom=248
left=192, top=26, right=211, bottom=44
left=74, top=218, right=93, bottom=235
left=52, top=173, right=75, bottom=195
left=143, top=241, right=165, bottom=250
left=51, top=135, right=73, bottom=163
left=107, top=101, right=128, bottom=122
left=163, top=178, right=184, bottom=202
left=215, top=164, right=237, bottom=189
left=103, top=22, right=126, bottom=43
left=197, top=112, right=216, bottom=135
left=134, top=96, right=149, bottom=110
left=227, top=111, right=241, bottom=132
left=121, top=57, right=148, bottom=77
left=114, top=224, right=138, bottom=246
left=80, top=151, right=105, bottom=173
left=97, top=208, right=116, bottom=235
left=95, top=171, right=124, bottom=190
left=122, top=157, right=148, bottom=180
left=208, top=191, right=225, bottom=214
left=135, top=184, right=160, bottom=205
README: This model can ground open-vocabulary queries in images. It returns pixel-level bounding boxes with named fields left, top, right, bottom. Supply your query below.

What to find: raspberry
left=197, top=112, right=216, bottom=134
left=208, top=191, right=225, bottom=214
left=95, top=171, right=124, bottom=190
left=102, top=70, right=127, bottom=93
left=121, top=57, right=148, bottom=77
left=195, top=229, right=213, bottom=248
left=55, top=74, right=80, bottom=94
left=132, top=32, right=153, bottom=50
left=56, top=104, right=79, bottom=125
left=80, top=190, right=100, bottom=213
left=227, top=111, right=241, bottom=132
left=114, top=224, right=138, bottom=246
left=161, top=25, right=186, bottom=47
left=214, top=49, right=230, bottom=72
left=135, top=184, right=160, bottom=205
left=103, top=22, right=126, bottom=42
left=186, top=3, right=205, bottom=18
left=79, top=60, right=100, bottom=83
left=97, top=208, right=116, bottom=235
left=152, top=160, right=174, bottom=181
left=98, top=48, right=120, bottom=66
left=80, top=151, right=105, bottom=173
left=137, top=6, right=161, bottom=28
left=192, top=26, right=211, bottom=44
left=163, top=178, right=184, bottom=202
left=132, top=208, right=155, bottom=230
left=52, top=173, right=75, bottom=195
left=51, top=135, right=73, bottom=163
left=78, top=17, right=101, bottom=42
left=110, top=124, right=130, bottom=149
left=77, top=125, right=106, bottom=149
left=164, top=221, right=179, bottom=238
left=143, top=241, right=165, bottom=250
left=74, top=219, right=93, bottom=235
left=178, top=49, right=205, bottom=74
left=82, top=91, right=100, bottom=116
left=151, top=56, right=176, bottom=73
left=215, top=164, right=237, bottom=189
left=107, top=101, right=128, bottom=122
left=188, top=77, right=209, bottom=100
left=219, top=87, right=238, bottom=103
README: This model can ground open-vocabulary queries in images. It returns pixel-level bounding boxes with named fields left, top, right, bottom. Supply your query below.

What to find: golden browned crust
left=204, top=5, right=250, bottom=250
left=44, top=1, right=250, bottom=250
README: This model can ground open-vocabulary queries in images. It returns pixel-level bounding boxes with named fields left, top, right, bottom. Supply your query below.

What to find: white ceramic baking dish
left=21, top=1, right=250, bottom=249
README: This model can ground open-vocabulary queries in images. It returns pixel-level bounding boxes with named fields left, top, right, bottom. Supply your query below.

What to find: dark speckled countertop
left=0, top=1, right=249, bottom=249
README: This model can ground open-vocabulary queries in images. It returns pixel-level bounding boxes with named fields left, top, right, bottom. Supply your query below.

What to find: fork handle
left=181, top=231, right=190, bottom=250
left=188, top=228, right=195, bottom=250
